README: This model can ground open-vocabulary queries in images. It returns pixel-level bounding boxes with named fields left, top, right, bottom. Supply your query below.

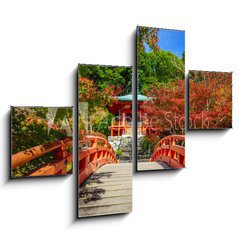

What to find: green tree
left=137, top=26, right=185, bottom=92
left=181, top=50, right=185, bottom=64
left=78, top=64, right=132, bottom=95
left=138, top=50, right=185, bottom=92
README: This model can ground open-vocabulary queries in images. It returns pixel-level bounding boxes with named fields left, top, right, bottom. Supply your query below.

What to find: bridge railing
left=78, top=135, right=119, bottom=186
left=12, top=138, right=73, bottom=177
left=111, top=121, right=132, bottom=127
left=150, top=135, right=185, bottom=168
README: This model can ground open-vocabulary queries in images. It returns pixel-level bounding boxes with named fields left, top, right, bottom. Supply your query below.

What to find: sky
left=144, top=28, right=185, bottom=58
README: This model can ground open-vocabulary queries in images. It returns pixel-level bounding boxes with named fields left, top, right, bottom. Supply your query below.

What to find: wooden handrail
left=111, top=121, right=131, bottom=127
left=150, top=135, right=185, bottom=168
left=12, top=138, right=73, bottom=176
left=78, top=135, right=119, bottom=186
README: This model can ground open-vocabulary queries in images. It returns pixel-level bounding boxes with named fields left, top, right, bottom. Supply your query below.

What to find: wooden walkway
left=78, top=163, right=132, bottom=218
left=137, top=161, right=173, bottom=171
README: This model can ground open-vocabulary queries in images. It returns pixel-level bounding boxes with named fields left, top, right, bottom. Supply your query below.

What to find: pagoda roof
left=117, top=94, right=148, bottom=102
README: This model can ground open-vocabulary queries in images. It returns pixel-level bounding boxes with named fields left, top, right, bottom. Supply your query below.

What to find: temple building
left=108, top=89, right=149, bottom=136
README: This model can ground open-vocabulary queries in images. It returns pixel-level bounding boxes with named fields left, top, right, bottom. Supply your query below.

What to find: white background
left=0, top=0, right=239, bottom=239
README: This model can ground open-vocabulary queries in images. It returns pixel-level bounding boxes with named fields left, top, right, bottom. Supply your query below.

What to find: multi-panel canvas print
left=136, top=26, right=185, bottom=171
left=189, top=70, right=232, bottom=129
left=78, top=64, right=132, bottom=218
left=11, top=107, right=73, bottom=178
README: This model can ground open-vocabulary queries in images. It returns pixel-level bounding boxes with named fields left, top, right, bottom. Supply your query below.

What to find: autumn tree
left=78, top=77, right=119, bottom=135
left=189, top=71, right=232, bottom=129
left=142, top=80, right=185, bottom=135
left=137, top=26, right=159, bottom=52
left=78, top=64, right=132, bottom=136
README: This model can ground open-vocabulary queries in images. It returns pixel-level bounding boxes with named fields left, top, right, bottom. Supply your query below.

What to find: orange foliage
left=189, top=71, right=232, bottom=129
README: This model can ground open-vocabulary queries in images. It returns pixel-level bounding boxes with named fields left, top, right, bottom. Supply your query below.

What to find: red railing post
left=150, top=135, right=185, bottom=169
left=11, top=138, right=73, bottom=177
left=78, top=135, right=118, bottom=186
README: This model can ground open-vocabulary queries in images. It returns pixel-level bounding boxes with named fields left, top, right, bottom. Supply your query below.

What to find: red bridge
left=137, top=135, right=185, bottom=171
left=78, top=135, right=132, bottom=217
left=78, top=135, right=119, bottom=185
left=12, top=138, right=73, bottom=177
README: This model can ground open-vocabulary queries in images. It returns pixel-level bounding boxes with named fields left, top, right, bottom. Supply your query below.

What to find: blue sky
left=144, top=28, right=185, bottom=58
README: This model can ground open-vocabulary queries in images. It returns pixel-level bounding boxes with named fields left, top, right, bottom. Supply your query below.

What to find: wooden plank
left=137, top=162, right=165, bottom=171
left=85, top=173, right=132, bottom=179
left=80, top=189, right=132, bottom=201
left=80, top=184, right=131, bottom=192
left=96, top=163, right=132, bottom=172
left=78, top=163, right=132, bottom=218
left=79, top=203, right=132, bottom=217
left=83, top=177, right=132, bottom=185
left=79, top=195, right=132, bottom=207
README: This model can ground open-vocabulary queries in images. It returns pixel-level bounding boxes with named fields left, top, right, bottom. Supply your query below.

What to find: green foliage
left=92, top=111, right=114, bottom=136
left=13, top=153, right=54, bottom=177
left=67, top=162, right=73, bottom=172
left=142, top=135, right=158, bottom=152
left=181, top=50, right=185, bottom=64
left=116, top=148, right=123, bottom=157
left=138, top=50, right=185, bottom=92
left=78, top=64, right=132, bottom=95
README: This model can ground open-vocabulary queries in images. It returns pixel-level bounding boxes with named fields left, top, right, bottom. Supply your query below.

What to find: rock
left=108, top=135, right=133, bottom=163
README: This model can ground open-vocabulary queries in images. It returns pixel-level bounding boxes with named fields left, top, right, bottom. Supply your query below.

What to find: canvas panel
left=11, top=106, right=73, bottom=178
left=136, top=26, right=186, bottom=171
left=189, top=70, right=232, bottom=129
left=78, top=64, right=132, bottom=218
